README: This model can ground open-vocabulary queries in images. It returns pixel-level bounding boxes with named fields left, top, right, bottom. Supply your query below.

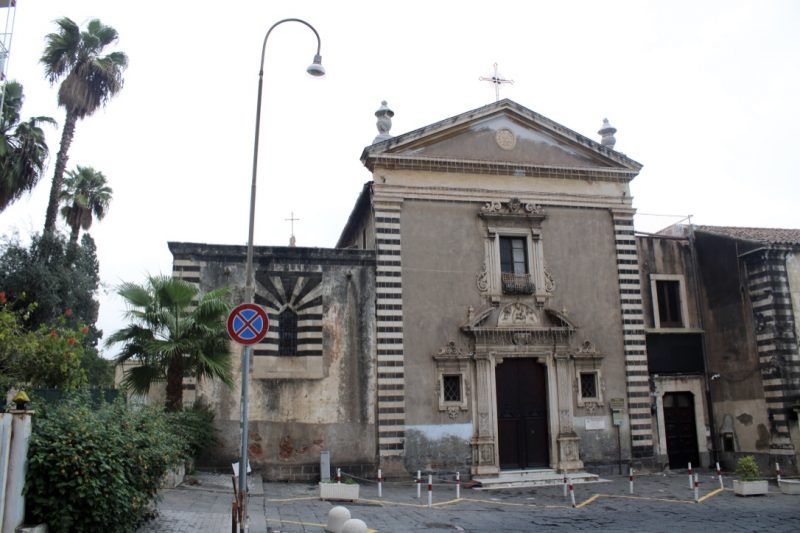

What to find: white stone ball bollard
left=341, top=518, right=368, bottom=533
left=325, top=505, right=351, bottom=533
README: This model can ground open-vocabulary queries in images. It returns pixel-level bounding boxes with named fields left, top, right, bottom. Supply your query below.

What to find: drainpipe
left=687, top=225, right=719, bottom=466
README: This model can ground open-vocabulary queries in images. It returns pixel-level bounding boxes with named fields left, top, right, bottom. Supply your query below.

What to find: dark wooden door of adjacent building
left=663, top=392, right=699, bottom=468
left=496, top=357, right=549, bottom=469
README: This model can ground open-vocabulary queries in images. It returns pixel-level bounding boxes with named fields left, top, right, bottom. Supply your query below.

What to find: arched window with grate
left=278, top=307, right=298, bottom=356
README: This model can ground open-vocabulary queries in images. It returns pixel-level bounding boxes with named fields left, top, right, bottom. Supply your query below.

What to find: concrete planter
left=778, top=479, right=800, bottom=495
left=733, top=479, right=768, bottom=496
left=160, top=463, right=186, bottom=489
left=319, top=482, right=359, bottom=502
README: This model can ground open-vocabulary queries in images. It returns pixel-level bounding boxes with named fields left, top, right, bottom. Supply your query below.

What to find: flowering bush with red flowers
left=1, top=295, right=89, bottom=391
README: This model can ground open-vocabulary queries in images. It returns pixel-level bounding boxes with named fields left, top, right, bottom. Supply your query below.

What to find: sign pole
left=227, top=303, right=269, bottom=533
left=239, top=344, right=251, bottom=532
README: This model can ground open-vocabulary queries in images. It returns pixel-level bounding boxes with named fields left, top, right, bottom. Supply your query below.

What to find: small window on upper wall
left=278, top=307, right=298, bottom=355
left=655, top=279, right=682, bottom=327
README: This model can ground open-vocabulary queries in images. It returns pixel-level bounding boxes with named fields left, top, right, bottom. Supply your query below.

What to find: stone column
left=472, top=351, right=500, bottom=476
left=555, top=353, right=583, bottom=470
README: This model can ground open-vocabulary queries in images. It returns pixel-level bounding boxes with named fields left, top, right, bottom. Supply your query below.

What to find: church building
left=168, top=98, right=663, bottom=480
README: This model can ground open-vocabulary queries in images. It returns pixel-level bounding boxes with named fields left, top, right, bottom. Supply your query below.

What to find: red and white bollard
left=776, top=462, right=782, bottom=483
left=427, top=474, right=433, bottom=508
left=563, top=471, right=568, bottom=498
left=456, top=471, right=461, bottom=499
left=688, top=462, right=693, bottom=490
left=337, top=468, right=342, bottom=484
left=629, top=467, right=634, bottom=494
left=416, top=470, right=421, bottom=499
left=693, top=473, right=699, bottom=502
left=716, top=462, right=724, bottom=490
left=377, top=469, right=383, bottom=498
left=568, top=480, right=576, bottom=508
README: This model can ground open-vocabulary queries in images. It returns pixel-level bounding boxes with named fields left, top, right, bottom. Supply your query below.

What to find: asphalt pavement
left=137, top=469, right=800, bottom=532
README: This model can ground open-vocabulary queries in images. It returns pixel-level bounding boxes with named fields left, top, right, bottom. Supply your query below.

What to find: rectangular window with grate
left=442, top=374, right=462, bottom=402
left=278, top=308, right=298, bottom=356
left=580, top=372, right=598, bottom=400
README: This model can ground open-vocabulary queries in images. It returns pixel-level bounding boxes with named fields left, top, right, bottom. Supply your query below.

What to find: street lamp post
left=238, top=18, right=324, bottom=532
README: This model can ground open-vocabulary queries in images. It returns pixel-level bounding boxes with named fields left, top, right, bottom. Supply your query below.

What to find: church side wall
left=170, top=244, right=377, bottom=481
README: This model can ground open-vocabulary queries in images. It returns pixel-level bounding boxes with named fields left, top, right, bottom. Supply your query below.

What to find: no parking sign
left=227, top=303, right=269, bottom=345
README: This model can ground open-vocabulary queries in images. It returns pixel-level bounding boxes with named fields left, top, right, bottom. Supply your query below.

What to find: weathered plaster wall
left=542, top=207, right=631, bottom=465
left=692, top=233, right=772, bottom=468
left=404, top=424, right=473, bottom=473
left=400, top=200, right=483, bottom=424
left=638, top=236, right=702, bottom=329
left=170, top=243, right=377, bottom=480
left=782, top=251, right=800, bottom=465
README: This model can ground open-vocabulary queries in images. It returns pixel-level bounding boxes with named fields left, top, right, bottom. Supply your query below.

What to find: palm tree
left=59, top=165, right=112, bottom=243
left=0, top=81, right=56, bottom=211
left=106, top=275, right=233, bottom=411
left=40, top=17, right=128, bottom=234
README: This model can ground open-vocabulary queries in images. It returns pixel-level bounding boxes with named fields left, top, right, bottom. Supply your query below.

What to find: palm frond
left=121, top=364, right=164, bottom=395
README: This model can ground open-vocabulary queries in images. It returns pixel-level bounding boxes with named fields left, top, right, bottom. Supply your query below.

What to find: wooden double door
left=496, top=358, right=550, bottom=469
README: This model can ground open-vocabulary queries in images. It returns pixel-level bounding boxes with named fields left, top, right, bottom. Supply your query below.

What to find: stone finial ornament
left=598, top=118, right=617, bottom=149
left=373, top=100, right=394, bottom=143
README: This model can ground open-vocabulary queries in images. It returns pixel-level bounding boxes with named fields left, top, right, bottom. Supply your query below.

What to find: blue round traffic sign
left=227, top=303, right=270, bottom=345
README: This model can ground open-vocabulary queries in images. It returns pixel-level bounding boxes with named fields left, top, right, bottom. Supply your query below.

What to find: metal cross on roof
left=479, top=63, right=514, bottom=102
left=285, top=211, right=299, bottom=247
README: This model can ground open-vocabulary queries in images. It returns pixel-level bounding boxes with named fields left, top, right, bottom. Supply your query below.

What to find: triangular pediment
left=362, top=99, right=641, bottom=175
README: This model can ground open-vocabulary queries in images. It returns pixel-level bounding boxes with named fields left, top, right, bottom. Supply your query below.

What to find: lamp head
left=306, top=54, right=326, bottom=77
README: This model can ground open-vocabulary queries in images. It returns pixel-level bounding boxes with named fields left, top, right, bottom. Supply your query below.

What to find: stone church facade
left=131, top=98, right=800, bottom=479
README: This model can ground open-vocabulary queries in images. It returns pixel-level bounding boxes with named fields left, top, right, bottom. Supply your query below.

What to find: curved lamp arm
left=244, top=18, right=324, bottom=304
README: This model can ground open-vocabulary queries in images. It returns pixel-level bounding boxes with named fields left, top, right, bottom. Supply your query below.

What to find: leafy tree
left=59, top=165, right=112, bottom=243
left=0, top=232, right=100, bottom=329
left=0, top=81, right=56, bottom=211
left=107, top=276, right=233, bottom=411
left=40, top=17, right=127, bottom=234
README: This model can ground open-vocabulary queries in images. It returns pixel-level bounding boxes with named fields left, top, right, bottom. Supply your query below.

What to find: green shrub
left=735, top=455, right=761, bottom=482
left=24, top=394, right=183, bottom=532
left=166, top=403, right=217, bottom=462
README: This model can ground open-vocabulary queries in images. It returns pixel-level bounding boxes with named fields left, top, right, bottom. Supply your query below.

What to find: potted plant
left=733, top=456, right=768, bottom=496
left=319, top=476, right=360, bottom=502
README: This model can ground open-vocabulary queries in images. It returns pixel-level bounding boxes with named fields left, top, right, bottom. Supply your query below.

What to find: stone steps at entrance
left=473, top=469, right=603, bottom=490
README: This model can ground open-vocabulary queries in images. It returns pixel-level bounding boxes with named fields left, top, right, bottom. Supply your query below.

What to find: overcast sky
left=1, top=0, right=798, bottom=356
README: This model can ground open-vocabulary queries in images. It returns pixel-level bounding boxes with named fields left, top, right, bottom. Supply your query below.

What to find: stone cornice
left=366, top=154, right=639, bottom=182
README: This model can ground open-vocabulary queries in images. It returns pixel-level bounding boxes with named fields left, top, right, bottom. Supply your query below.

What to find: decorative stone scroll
left=436, top=341, right=464, bottom=357
left=544, top=265, right=556, bottom=293
left=480, top=198, right=543, bottom=216
left=476, top=263, right=489, bottom=292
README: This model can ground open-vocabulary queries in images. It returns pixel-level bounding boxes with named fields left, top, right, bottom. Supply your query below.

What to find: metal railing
left=501, top=272, right=535, bottom=294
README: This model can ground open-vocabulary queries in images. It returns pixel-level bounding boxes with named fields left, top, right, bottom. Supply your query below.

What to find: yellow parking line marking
left=600, top=493, right=696, bottom=504
left=697, top=488, right=724, bottom=503
left=462, top=497, right=572, bottom=510
left=575, top=494, right=600, bottom=508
